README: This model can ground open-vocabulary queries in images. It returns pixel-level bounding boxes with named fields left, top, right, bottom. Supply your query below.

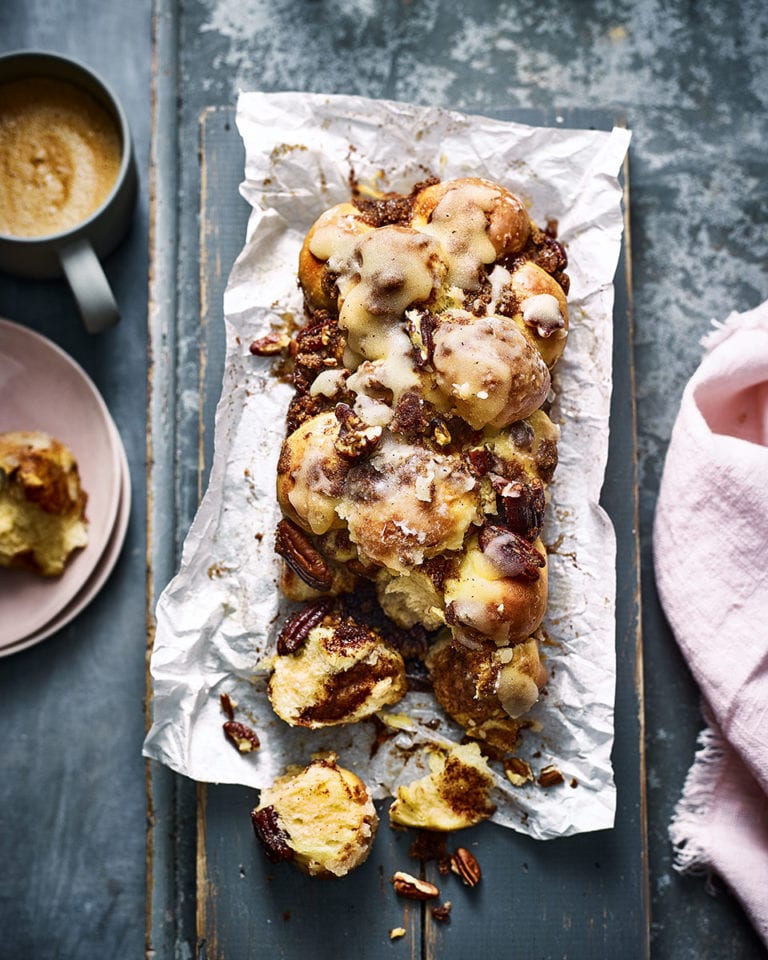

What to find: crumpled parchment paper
left=143, top=91, right=631, bottom=839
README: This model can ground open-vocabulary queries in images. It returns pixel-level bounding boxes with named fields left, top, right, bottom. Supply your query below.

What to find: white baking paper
left=143, top=91, right=631, bottom=840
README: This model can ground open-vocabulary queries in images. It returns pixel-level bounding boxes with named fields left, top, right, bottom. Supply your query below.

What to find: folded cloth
left=653, top=298, right=768, bottom=946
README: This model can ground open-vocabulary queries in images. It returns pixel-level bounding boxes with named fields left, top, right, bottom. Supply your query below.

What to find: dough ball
left=268, top=608, right=407, bottom=727
left=251, top=753, right=378, bottom=877
left=388, top=741, right=496, bottom=831
left=431, top=310, right=551, bottom=429
left=443, top=532, right=548, bottom=646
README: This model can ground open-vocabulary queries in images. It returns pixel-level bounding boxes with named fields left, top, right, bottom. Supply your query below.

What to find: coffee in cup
left=0, top=52, right=138, bottom=334
left=0, top=77, right=123, bottom=240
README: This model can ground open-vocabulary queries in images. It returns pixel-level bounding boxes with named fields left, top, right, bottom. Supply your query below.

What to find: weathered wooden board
left=186, top=104, right=647, bottom=960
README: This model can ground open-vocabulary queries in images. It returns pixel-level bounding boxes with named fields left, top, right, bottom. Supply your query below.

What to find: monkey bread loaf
left=260, top=174, right=570, bottom=762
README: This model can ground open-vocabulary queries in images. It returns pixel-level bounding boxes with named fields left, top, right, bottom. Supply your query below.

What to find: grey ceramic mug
left=0, top=51, right=138, bottom=333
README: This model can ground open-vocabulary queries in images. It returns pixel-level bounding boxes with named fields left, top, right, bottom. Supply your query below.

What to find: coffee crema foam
left=0, top=77, right=122, bottom=238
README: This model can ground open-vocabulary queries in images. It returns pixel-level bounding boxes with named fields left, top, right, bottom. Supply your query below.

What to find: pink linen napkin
left=653, top=298, right=768, bottom=945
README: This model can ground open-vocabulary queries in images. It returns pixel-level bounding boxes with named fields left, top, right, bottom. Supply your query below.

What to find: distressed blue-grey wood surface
left=0, top=2, right=152, bottom=958
left=2, top=0, right=767, bottom=957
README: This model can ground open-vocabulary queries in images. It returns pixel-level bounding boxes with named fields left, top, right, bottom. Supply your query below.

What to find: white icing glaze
left=522, top=293, right=565, bottom=337
left=420, top=181, right=498, bottom=290
left=431, top=311, right=550, bottom=429
left=338, top=226, right=445, bottom=360
left=309, top=367, right=347, bottom=397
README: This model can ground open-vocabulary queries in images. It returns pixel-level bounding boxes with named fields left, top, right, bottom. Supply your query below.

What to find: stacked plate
left=0, top=318, right=131, bottom=656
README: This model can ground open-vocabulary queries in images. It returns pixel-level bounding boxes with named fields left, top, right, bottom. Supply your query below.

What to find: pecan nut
left=219, top=692, right=236, bottom=721
left=491, top=475, right=546, bottom=542
left=431, top=902, right=452, bottom=923
left=392, top=871, right=440, bottom=901
left=334, top=403, right=382, bottom=461
left=276, top=599, right=335, bottom=655
left=430, top=417, right=451, bottom=447
left=503, top=756, right=534, bottom=786
left=251, top=805, right=294, bottom=863
left=405, top=308, right=436, bottom=368
left=249, top=331, right=291, bottom=356
left=478, top=524, right=545, bottom=581
left=537, top=764, right=565, bottom=788
left=223, top=720, right=260, bottom=753
left=466, top=446, right=491, bottom=477
left=275, top=519, right=333, bottom=592
left=450, top=848, right=481, bottom=888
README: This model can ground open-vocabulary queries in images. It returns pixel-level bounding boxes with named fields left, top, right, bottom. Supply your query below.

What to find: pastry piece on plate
left=251, top=753, right=378, bottom=877
left=0, top=431, right=88, bottom=576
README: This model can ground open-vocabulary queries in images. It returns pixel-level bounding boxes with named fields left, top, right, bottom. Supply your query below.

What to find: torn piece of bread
left=251, top=753, right=378, bottom=877
left=267, top=603, right=407, bottom=728
left=388, top=741, right=496, bottom=831
left=0, top=431, right=88, bottom=576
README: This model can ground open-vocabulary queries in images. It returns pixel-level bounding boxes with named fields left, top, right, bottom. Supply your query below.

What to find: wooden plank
left=145, top=3, right=198, bottom=958
left=193, top=105, right=647, bottom=959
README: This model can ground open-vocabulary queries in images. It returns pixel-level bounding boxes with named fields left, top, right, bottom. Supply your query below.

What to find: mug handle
left=59, top=238, right=120, bottom=334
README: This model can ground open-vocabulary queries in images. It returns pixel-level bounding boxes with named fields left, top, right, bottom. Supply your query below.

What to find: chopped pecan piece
left=334, top=403, right=383, bottom=461
left=534, top=437, right=559, bottom=484
left=450, top=848, right=481, bottom=888
left=390, top=391, right=430, bottom=440
left=275, top=519, right=333, bottom=592
left=533, top=233, right=568, bottom=277
left=466, top=446, right=491, bottom=477
left=405, top=308, right=439, bottom=369
left=491, top=475, right=546, bottom=541
left=223, top=720, right=260, bottom=753
left=219, top=692, right=236, bottom=721
left=507, top=419, right=535, bottom=451
left=249, top=331, right=291, bottom=356
left=504, top=756, right=534, bottom=786
left=478, top=524, right=545, bottom=581
left=419, top=312, right=437, bottom=367
left=431, top=418, right=451, bottom=447
left=276, top=599, right=335, bottom=655
left=538, top=764, right=565, bottom=788
left=392, top=871, right=440, bottom=901
left=251, top=806, right=294, bottom=863
left=431, top=902, right=452, bottom=923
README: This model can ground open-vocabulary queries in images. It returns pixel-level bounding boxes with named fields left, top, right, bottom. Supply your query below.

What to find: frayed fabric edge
left=701, top=302, right=768, bottom=353
left=669, top=721, right=727, bottom=890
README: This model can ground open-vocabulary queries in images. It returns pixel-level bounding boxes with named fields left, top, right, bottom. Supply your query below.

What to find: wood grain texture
left=191, top=104, right=646, bottom=960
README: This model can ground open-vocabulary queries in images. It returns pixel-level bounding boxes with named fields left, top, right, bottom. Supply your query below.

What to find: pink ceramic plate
left=0, top=318, right=122, bottom=646
left=0, top=417, right=131, bottom=656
